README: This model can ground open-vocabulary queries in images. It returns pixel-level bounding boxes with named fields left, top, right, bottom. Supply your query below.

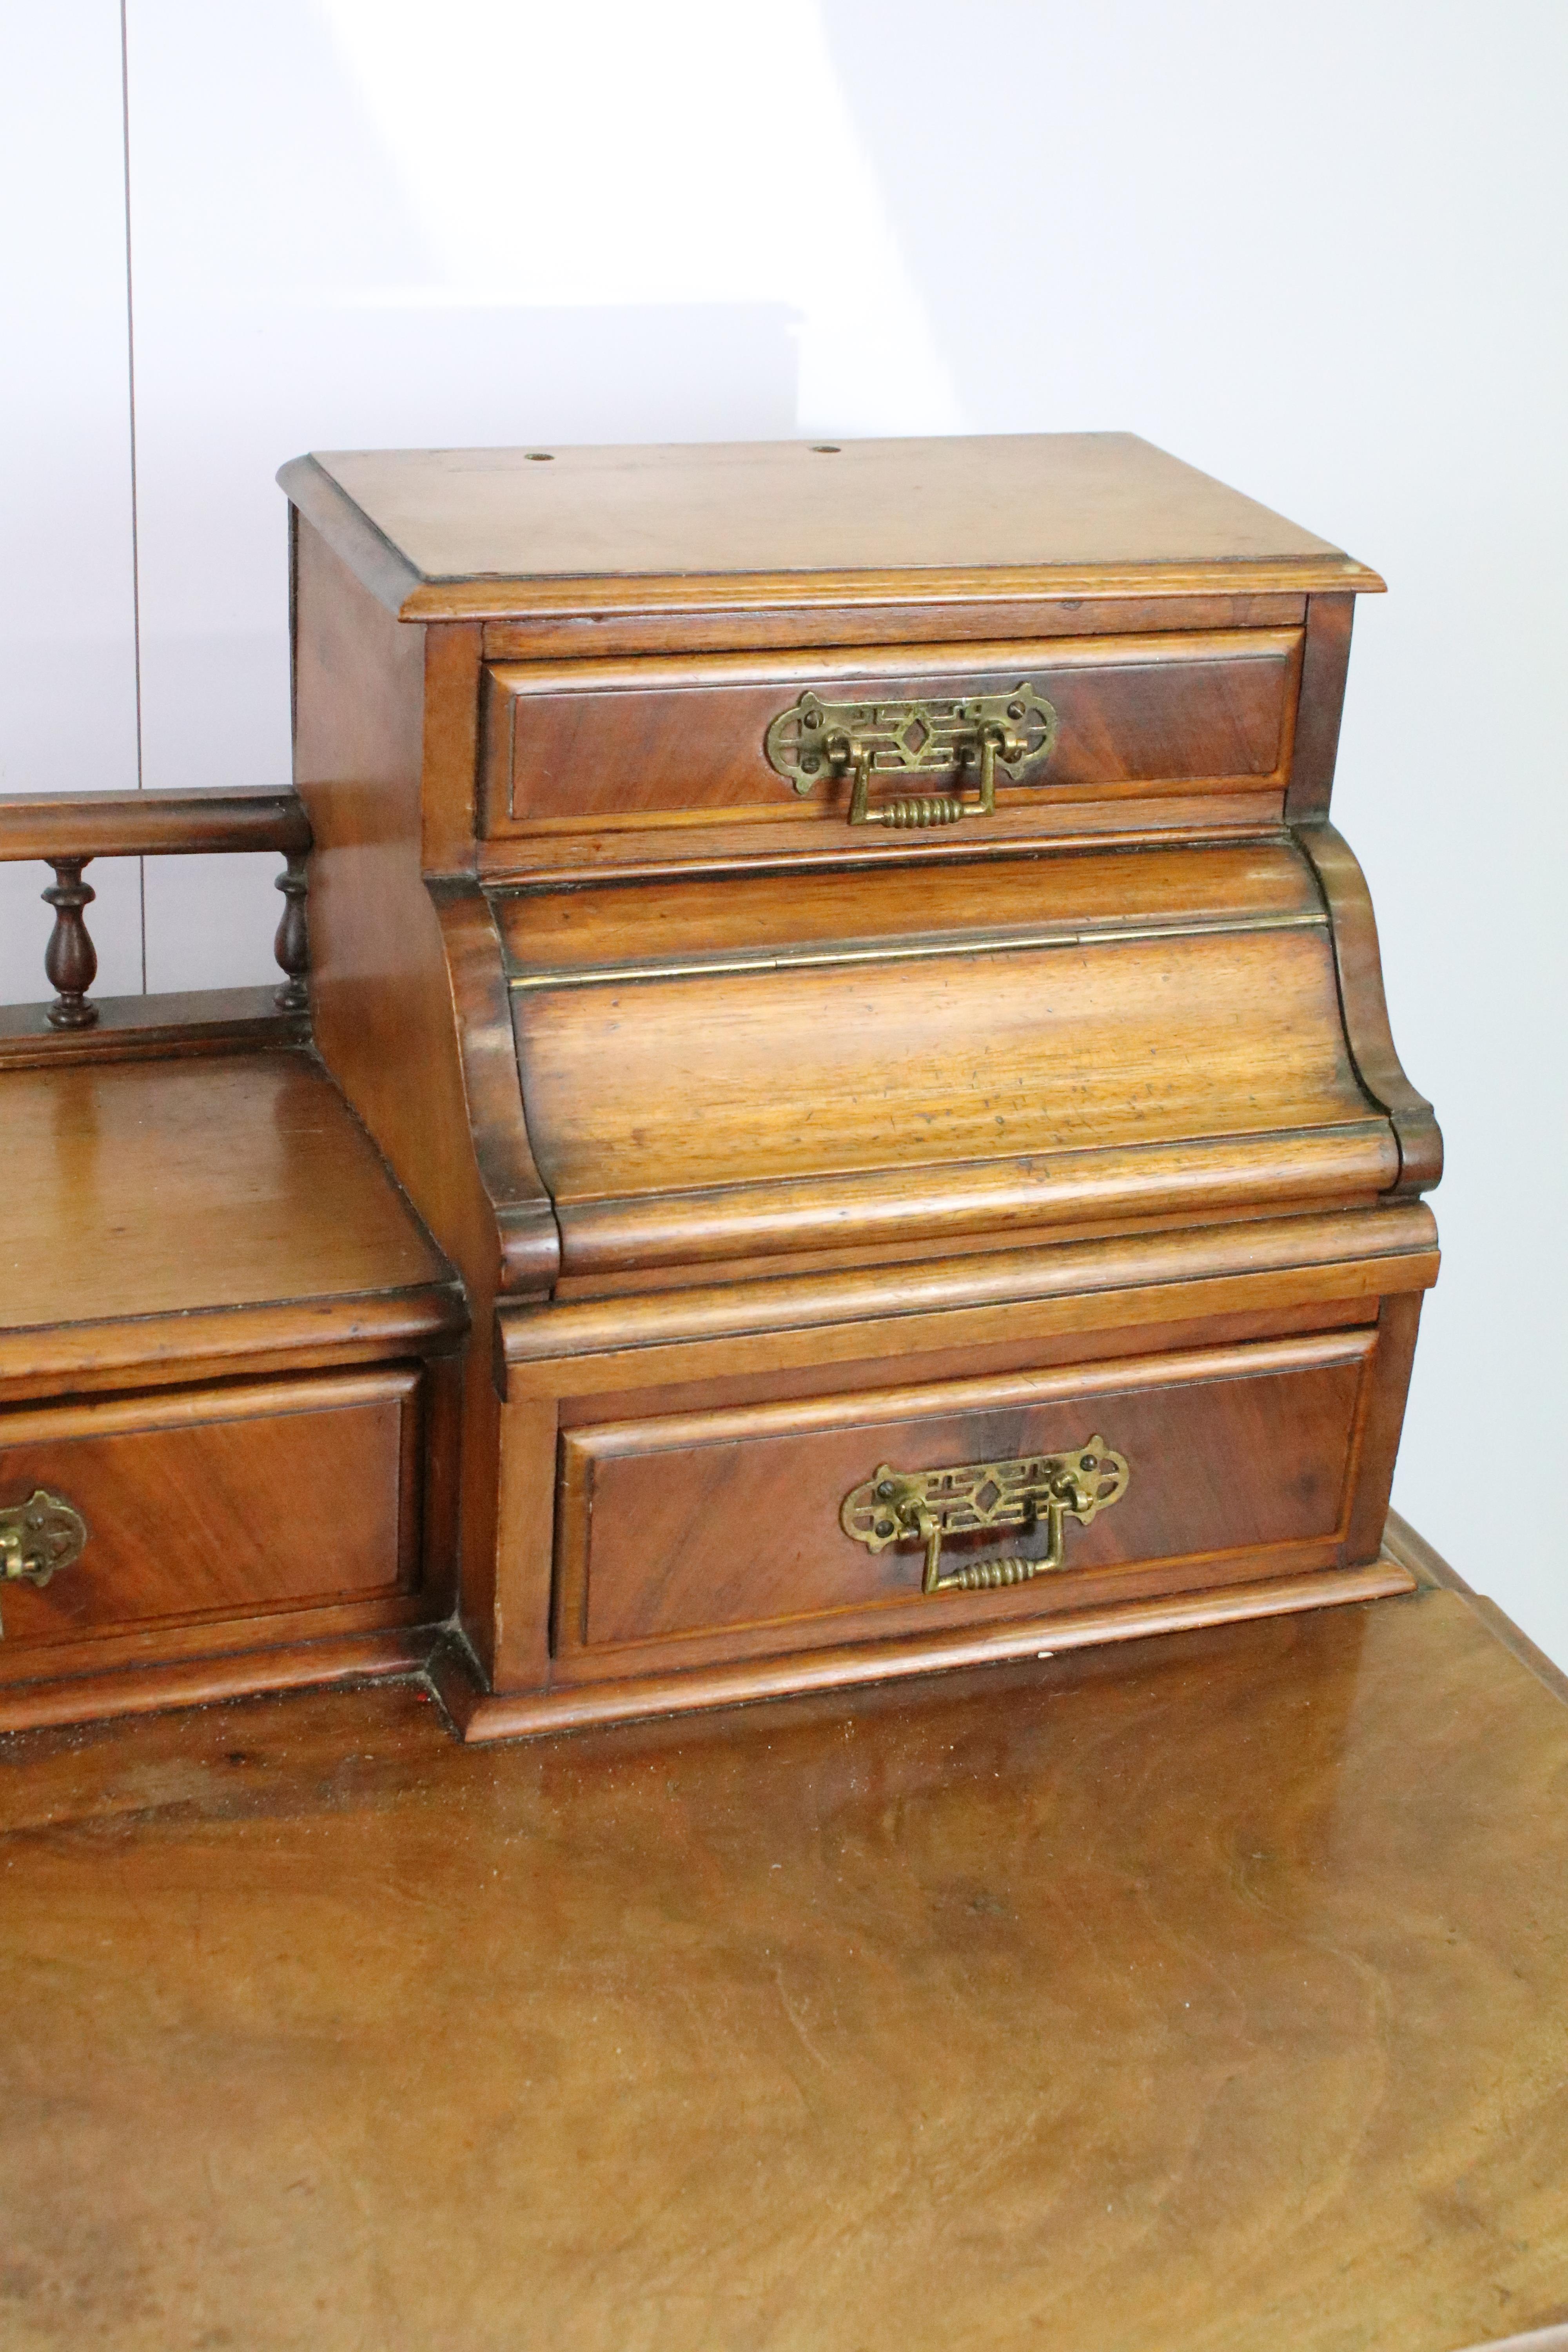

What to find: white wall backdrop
left=3, top=1, right=1564, bottom=1661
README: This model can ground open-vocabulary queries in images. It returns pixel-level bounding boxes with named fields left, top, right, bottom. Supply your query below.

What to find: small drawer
left=552, top=1330, right=1376, bottom=1673
left=0, top=1367, right=422, bottom=1655
left=481, top=629, right=1303, bottom=865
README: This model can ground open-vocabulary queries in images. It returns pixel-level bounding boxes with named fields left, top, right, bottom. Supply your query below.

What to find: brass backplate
left=841, top=1440, right=1129, bottom=1594
left=764, top=685, right=1059, bottom=799
left=0, top=1489, right=89, bottom=1624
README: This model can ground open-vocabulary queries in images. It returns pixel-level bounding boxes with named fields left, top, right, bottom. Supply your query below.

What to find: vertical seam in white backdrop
left=118, top=0, right=146, bottom=992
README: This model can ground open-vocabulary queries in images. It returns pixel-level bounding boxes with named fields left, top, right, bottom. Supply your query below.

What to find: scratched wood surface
left=0, top=1568, right=1563, bottom=2352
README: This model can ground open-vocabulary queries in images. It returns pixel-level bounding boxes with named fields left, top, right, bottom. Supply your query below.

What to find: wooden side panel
left=1285, top=592, right=1355, bottom=824
left=485, top=632, right=1301, bottom=843
left=290, top=521, right=516, bottom=1670
left=557, top=1335, right=1372, bottom=1666
left=0, top=1368, right=419, bottom=1661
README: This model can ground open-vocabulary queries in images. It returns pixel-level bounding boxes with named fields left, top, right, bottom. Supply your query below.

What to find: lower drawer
left=0, top=1366, right=423, bottom=1658
left=553, top=1329, right=1381, bottom=1674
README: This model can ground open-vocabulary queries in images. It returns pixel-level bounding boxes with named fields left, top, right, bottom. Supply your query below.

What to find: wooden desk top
left=280, top=433, right=1383, bottom=619
left=2, top=1553, right=1563, bottom=2351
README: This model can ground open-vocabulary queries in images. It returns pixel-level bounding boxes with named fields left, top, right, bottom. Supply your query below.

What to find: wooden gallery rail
left=0, top=789, right=310, bottom=1034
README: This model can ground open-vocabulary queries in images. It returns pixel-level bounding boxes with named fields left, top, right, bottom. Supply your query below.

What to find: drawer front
left=0, top=1367, right=422, bottom=1654
left=483, top=630, right=1302, bottom=858
left=553, top=1331, right=1375, bottom=1670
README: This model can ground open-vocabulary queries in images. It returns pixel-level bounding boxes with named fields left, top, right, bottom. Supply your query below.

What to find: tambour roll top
left=498, top=838, right=1403, bottom=1281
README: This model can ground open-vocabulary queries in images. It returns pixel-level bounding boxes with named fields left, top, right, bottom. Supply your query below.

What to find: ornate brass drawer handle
left=841, top=1439, right=1128, bottom=1595
left=764, top=685, right=1059, bottom=828
left=0, top=1488, right=88, bottom=1636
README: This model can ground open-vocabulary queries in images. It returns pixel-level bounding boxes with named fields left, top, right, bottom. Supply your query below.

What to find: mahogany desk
left=1, top=1523, right=1564, bottom=2352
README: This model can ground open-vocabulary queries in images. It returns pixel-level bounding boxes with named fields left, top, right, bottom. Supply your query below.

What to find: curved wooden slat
left=1294, top=821, right=1443, bottom=1194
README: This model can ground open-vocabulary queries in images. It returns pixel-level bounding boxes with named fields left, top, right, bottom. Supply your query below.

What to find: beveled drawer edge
left=405, top=555, right=1383, bottom=624
left=0, top=1282, right=466, bottom=1405
left=486, top=626, right=1304, bottom=699
left=480, top=592, right=1311, bottom=662
left=0, top=1362, right=423, bottom=1448
left=498, top=1203, right=1439, bottom=1381
left=564, top=1327, right=1377, bottom=1459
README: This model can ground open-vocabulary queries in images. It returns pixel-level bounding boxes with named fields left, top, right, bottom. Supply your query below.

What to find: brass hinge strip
left=507, top=909, right=1326, bottom=994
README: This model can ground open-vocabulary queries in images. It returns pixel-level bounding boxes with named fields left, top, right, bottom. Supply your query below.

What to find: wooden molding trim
left=500, top=1203, right=1440, bottom=1380
left=402, top=558, right=1384, bottom=626
left=0, top=1280, right=467, bottom=1401
left=278, top=454, right=423, bottom=617
left=430, top=1556, right=1416, bottom=1743
left=1296, top=822, right=1443, bottom=1193
left=432, top=886, right=561, bottom=1295
left=0, top=988, right=308, bottom=1068
left=0, top=1624, right=440, bottom=1737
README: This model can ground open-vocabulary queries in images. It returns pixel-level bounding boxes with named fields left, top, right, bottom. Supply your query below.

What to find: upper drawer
left=480, top=631, right=1303, bottom=871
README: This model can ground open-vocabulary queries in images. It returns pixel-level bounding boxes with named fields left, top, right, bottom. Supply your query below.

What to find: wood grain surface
left=0, top=787, right=308, bottom=863
left=0, top=1573, right=1561, bottom=2351
left=280, top=434, right=1382, bottom=625
left=0, top=1367, right=421, bottom=1659
left=561, top=1332, right=1374, bottom=1655
left=0, top=1050, right=453, bottom=1332
left=483, top=630, right=1299, bottom=837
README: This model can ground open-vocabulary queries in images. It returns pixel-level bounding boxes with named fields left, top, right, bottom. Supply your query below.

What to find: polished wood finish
left=472, top=1205, right=1434, bottom=1724
left=0, top=1366, right=422, bottom=1660
left=559, top=1332, right=1376, bottom=1658
left=479, top=588, right=1312, bottom=661
left=1298, top=818, right=1444, bottom=1191
left=0, top=1049, right=465, bottom=1724
left=276, top=433, right=1438, bottom=1732
left=483, top=630, right=1300, bottom=851
left=2, top=1567, right=1563, bottom=2348
left=507, top=852, right=1397, bottom=1276
left=270, top=848, right=309, bottom=1011
left=1, top=788, right=314, bottom=1032
left=498, top=1203, right=1439, bottom=1391
left=281, top=434, right=1381, bottom=626
left=0, top=786, right=309, bottom=862
left=288, top=520, right=550, bottom=1680
left=0, top=1053, right=453, bottom=1341
left=0, top=985, right=304, bottom=1067
left=1284, top=592, right=1356, bottom=824
left=40, top=857, right=96, bottom=1026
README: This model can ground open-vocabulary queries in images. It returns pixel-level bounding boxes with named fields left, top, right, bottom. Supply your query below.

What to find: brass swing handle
left=0, top=1488, right=88, bottom=1636
left=763, top=685, right=1059, bottom=828
left=840, top=1439, right=1129, bottom=1595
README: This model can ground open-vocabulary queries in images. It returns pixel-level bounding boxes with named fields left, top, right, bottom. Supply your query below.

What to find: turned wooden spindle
left=42, top=858, right=99, bottom=1029
left=272, top=848, right=309, bottom=1012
